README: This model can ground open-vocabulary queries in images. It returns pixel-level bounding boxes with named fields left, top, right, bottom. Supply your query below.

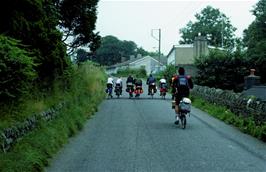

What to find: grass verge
left=0, top=61, right=106, bottom=172
left=191, top=95, right=266, bottom=142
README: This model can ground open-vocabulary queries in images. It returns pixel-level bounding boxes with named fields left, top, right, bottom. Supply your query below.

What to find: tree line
left=76, top=35, right=159, bottom=66
left=0, top=0, right=100, bottom=102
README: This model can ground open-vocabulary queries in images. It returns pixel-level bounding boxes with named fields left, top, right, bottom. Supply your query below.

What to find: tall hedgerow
left=0, top=35, right=37, bottom=102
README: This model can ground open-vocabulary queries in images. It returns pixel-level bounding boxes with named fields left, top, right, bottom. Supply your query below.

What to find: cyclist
left=170, top=74, right=177, bottom=100
left=126, top=75, right=134, bottom=94
left=115, top=77, right=123, bottom=95
left=134, top=78, right=143, bottom=97
left=106, top=75, right=114, bottom=98
left=146, top=74, right=156, bottom=95
left=159, top=75, right=167, bottom=96
left=172, top=67, right=193, bottom=124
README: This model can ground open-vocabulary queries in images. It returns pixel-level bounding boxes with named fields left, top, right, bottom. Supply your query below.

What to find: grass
left=191, top=95, right=266, bottom=142
left=0, top=61, right=106, bottom=172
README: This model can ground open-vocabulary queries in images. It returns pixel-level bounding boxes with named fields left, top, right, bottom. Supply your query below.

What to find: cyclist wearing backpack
left=172, top=67, right=193, bottom=124
left=146, top=74, right=157, bottom=95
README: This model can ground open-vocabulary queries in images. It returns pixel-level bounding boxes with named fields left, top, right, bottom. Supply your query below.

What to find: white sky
left=95, top=0, right=257, bottom=55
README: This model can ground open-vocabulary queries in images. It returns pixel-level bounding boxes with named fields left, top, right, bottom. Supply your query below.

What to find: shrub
left=116, top=67, right=147, bottom=78
left=0, top=35, right=37, bottom=102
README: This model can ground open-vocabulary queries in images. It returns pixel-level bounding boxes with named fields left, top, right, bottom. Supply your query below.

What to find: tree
left=0, top=0, right=100, bottom=84
left=0, top=0, right=70, bottom=83
left=75, top=49, right=89, bottom=64
left=136, top=47, right=149, bottom=56
left=120, top=40, right=137, bottom=57
left=95, top=36, right=139, bottom=65
left=243, top=0, right=266, bottom=83
left=56, top=0, right=101, bottom=53
left=94, top=36, right=122, bottom=65
left=0, top=35, right=37, bottom=101
left=194, top=49, right=248, bottom=92
left=179, top=6, right=237, bottom=48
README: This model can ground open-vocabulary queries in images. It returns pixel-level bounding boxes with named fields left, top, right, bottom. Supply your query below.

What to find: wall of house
left=150, top=59, right=159, bottom=74
left=177, top=64, right=198, bottom=77
left=130, top=57, right=151, bottom=75
left=175, top=47, right=194, bottom=65
left=167, top=50, right=175, bottom=65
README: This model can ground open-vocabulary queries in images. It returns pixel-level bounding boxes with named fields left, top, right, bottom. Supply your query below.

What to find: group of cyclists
left=106, top=67, right=193, bottom=125
left=106, top=74, right=168, bottom=98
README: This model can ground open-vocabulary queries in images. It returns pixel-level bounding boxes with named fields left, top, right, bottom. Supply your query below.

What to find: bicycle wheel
left=180, top=113, right=186, bottom=129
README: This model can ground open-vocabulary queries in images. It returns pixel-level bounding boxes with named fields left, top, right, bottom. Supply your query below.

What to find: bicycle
left=177, top=97, right=191, bottom=129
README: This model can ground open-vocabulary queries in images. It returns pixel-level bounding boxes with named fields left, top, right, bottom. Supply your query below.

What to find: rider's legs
left=107, top=83, right=113, bottom=97
left=174, top=94, right=183, bottom=124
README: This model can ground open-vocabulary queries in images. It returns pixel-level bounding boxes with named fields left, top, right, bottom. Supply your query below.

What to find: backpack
left=177, top=75, right=189, bottom=89
left=148, top=77, right=155, bottom=84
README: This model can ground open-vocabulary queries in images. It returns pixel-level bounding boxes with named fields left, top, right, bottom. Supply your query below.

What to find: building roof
left=166, top=44, right=194, bottom=58
left=107, top=55, right=163, bottom=69
left=166, top=44, right=225, bottom=59
left=129, top=55, right=163, bottom=65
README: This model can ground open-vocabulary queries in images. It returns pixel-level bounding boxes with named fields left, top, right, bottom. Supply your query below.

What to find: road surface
left=46, top=82, right=266, bottom=172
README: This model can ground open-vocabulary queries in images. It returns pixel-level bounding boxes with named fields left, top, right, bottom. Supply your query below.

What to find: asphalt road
left=46, top=82, right=266, bottom=172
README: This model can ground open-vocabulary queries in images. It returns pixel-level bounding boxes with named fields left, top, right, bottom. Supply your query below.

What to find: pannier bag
left=179, top=97, right=191, bottom=113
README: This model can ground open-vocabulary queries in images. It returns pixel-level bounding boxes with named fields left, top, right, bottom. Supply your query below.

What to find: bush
left=194, top=49, right=248, bottom=92
left=115, top=67, right=147, bottom=78
left=0, top=35, right=37, bottom=102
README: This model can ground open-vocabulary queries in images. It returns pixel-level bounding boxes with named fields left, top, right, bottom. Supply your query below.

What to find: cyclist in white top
left=115, top=77, right=123, bottom=88
left=159, top=75, right=167, bottom=88
left=159, top=75, right=168, bottom=96
left=106, top=76, right=114, bottom=97
left=107, top=76, right=114, bottom=85
left=115, top=77, right=123, bottom=95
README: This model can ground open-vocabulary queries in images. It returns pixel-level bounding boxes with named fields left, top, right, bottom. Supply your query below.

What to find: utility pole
left=151, top=28, right=161, bottom=66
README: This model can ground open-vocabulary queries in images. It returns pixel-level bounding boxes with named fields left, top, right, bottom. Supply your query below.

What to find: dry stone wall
left=0, top=102, right=66, bottom=152
left=191, top=85, right=266, bottom=124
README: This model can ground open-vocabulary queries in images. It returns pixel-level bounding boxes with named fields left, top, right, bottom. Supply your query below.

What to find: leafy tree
left=56, top=0, right=101, bottom=53
left=136, top=47, right=149, bottom=56
left=120, top=40, right=137, bottom=57
left=0, top=35, right=37, bottom=101
left=243, top=0, right=266, bottom=83
left=161, top=65, right=176, bottom=81
left=94, top=36, right=122, bottom=65
left=75, top=49, right=90, bottom=64
left=95, top=36, right=139, bottom=65
left=179, top=6, right=237, bottom=49
left=0, top=0, right=71, bottom=84
left=195, top=49, right=248, bottom=92
left=94, top=35, right=159, bottom=66
left=0, top=0, right=100, bottom=84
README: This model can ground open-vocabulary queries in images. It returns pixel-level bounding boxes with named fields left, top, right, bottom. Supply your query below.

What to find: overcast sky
left=95, top=0, right=257, bottom=55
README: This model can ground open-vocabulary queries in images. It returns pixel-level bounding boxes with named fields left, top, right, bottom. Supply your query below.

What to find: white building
left=106, top=55, right=165, bottom=75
